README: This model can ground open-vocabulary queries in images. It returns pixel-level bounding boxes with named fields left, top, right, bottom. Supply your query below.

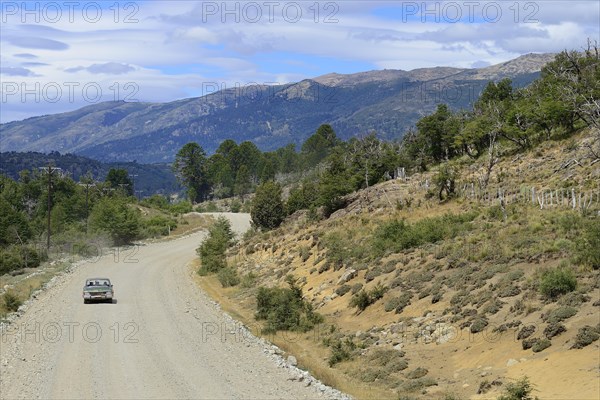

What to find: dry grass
left=0, top=261, right=69, bottom=318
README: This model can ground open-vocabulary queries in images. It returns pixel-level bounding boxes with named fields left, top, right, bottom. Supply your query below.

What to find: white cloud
left=0, top=0, right=598, bottom=122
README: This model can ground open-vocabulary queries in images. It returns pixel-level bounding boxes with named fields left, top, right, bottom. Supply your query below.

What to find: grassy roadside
left=191, top=258, right=393, bottom=400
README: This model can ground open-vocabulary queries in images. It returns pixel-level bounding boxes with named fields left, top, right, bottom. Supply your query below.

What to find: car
left=83, top=278, right=114, bottom=304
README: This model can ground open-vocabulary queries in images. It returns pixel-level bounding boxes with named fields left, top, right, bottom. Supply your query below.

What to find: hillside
left=197, top=128, right=600, bottom=399
left=0, top=54, right=554, bottom=163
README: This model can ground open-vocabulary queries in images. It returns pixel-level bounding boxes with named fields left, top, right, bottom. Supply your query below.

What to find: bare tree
left=479, top=103, right=503, bottom=189
left=349, top=133, right=384, bottom=188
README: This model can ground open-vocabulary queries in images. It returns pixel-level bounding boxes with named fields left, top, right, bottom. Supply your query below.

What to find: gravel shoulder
left=0, top=213, right=347, bottom=400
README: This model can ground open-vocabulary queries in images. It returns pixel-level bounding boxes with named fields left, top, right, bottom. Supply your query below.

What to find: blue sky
left=1, top=0, right=598, bottom=122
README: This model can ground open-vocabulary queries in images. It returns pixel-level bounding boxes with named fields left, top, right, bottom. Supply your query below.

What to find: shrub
left=517, top=325, right=536, bottom=340
left=497, top=377, right=536, bottom=400
left=557, top=292, right=590, bottom=307
left=197, top=217, right=235, bottom=275
left=365, top=268, right=382, bottom=282
left=372, top=212, right=477, bottom=256
left=531, top=338, right=551, bottom=353
left=328, top=337, right=356, bottom=366
left=251, top=181, right=285, bottom=230
left=406, top=367, right=428, bottom=379
left=366, top=349, right=408, bottom=373
left=350, top=283, right=363, bottom=294
left=571, top=325, right=600, bottom=349
left=350, top=283, right=388, bottom=311
left=370, top=283, right=388, bottom=300
left=217, top=267, right=240, bottom=287
left=322, top=232, right=352, bottom=266
left=431, top=292, right=443, bottom=304
left=229, top=199, right=242, bottom=213
left=0, top=245, right=43, bottom=275
left=401, top=377, right=437, bottom=392
left=89, top=198, right=141, bottom=245
left=483, top=299, right=503, bottom=315
left=470, top=318, right=489, bottom=333
left=392, top=292, right=413, bottom=314
left=299, top=246, right=311, bottom=262
left=384, top=297, right=401, bottom=312
left=255, top=275, right=323, bottom=333
left=543, top=306, right=577, bottom=324
left=335, top=285, right=351, bottom=297
left=3, top=291, right=22, bottom=312
left=141, top=215, right=177, bottom=237
left=498, top=284, right=521, bottom=298
left=169, top=200, right=193, bottom=214
left=350, top=290, right=372, bottom=311
left=521, top=338, right=538, bottom=350
left=539, top=267, right=577, bottom=299
left=544, top=323, right=566, bottom=339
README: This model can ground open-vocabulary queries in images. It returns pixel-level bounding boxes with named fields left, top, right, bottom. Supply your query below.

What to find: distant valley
left=0, top=151, right=180, bottom=195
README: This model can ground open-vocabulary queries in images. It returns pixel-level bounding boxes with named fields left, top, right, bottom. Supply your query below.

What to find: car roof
left=86, top=278, right=111, bottom=281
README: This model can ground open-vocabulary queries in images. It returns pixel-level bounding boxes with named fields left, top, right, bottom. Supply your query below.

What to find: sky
left=0, top=0, right=598, bottom=123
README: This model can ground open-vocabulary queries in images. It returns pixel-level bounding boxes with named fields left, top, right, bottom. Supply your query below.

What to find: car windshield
left=86, top=280, right=110, bottom=286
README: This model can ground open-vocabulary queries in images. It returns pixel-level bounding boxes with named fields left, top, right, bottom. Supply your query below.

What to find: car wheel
left=84, top=299, right=88, bottom=304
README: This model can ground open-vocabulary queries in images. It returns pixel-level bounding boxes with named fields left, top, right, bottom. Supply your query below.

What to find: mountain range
left=0, top=53, right=555, bottom=163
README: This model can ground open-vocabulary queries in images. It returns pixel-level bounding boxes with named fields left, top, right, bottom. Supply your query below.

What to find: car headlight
left=84, top=293, right=91, bottom=298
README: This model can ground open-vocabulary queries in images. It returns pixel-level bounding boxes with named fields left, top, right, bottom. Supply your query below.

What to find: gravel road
left=0, top=213, right=346, bottom=400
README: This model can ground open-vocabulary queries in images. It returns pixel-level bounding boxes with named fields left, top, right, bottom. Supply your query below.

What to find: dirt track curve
left=0, top=213, right=340, bottom=400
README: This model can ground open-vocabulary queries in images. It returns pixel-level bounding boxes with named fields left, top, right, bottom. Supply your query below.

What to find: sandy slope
left=0, top=213, right=336, bottom=400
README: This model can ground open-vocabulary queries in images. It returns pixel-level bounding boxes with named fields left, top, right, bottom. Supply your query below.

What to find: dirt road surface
left=0, top=213, right=341, bottom=400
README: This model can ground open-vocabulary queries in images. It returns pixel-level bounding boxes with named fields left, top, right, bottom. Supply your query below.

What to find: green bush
left=197, top=217, right=235, bottom=275
left=3, top=291, right=22, bottom=312
left=89, top=198, right=141, bottom=245
left=229, top=199, right=242, bottom=213
left=539, top=267, right=577, bottom=299
left=255, top=275, right=322, bottom=333
left=322, top=232, right=352, bottom=266
left=497, top=376, right=536, bottom=400
left=251, top=181, right=285, bottom=230
left=328, top=337, right=356, bottom=366
left=217, top=267, right=240, bottom=287
left=372, top=212, right=477, bottom=256
left=370, top=283, right=388, bottom=300
left=169, top=200, right=193, bottom=214
left=350, top=290, right=372, bottom=311
left=0, top=245, right=43, bottom=275
left=141, top=215, right=177, bottom=237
